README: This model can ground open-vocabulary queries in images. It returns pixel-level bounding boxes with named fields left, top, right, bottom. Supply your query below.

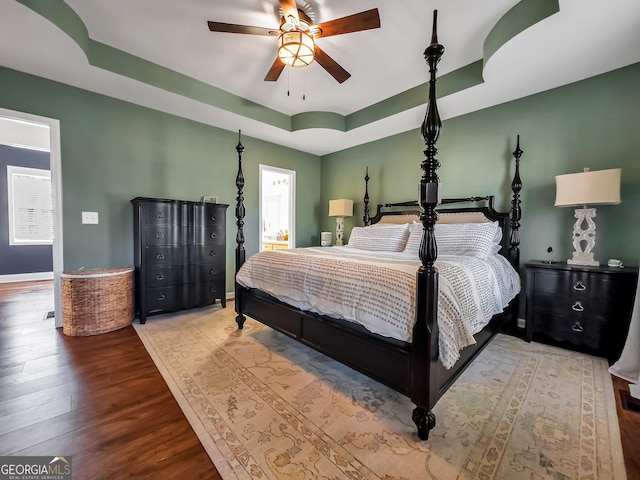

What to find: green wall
left=321, top=62, right=640, bottom=268
left=2, top=61, right=639, bottom=294
left=0, top=66, right=321, bottom=291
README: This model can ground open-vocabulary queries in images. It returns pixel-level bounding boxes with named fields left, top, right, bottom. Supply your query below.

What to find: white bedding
left=236, top=246, right=520, bottom=369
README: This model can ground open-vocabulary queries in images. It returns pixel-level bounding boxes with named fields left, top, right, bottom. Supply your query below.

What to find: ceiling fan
left=207, top=0, right=380, bottom=84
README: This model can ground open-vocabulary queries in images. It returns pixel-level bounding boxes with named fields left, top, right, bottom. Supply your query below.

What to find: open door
left=259, top=165, right=295, bottom=252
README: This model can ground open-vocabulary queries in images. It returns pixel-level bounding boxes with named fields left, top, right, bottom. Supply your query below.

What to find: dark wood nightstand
left=525, top=261, right=638, bottom=363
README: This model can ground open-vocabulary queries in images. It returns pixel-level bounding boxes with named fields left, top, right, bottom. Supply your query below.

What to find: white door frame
left=0, top=107, right=64, bottom=327
left=259, top=164, right=296, bottom=251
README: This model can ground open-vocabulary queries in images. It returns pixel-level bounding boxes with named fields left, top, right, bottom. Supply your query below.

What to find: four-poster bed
left=232, top=11, right=523, bottom=440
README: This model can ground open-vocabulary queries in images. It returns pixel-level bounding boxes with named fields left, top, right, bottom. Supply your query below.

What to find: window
left=7, top=165, right=54, bottom=245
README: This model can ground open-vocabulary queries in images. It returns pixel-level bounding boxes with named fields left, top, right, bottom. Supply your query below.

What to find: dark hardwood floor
left=1, top=280, right=638, bottom=479
left=0, top=280, right=221, bottom=479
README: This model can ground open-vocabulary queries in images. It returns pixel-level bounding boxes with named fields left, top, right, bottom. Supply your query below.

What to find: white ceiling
left=1, top=0, right=639, bottom=155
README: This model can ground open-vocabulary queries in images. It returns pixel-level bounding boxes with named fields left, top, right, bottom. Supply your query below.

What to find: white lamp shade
left=329, top=199, right=353, bottom=217
left=555, top=168, right=621, bottom=207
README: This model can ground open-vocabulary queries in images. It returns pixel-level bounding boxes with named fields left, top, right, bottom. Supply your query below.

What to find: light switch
left=82, top=211, right=99, bottom=224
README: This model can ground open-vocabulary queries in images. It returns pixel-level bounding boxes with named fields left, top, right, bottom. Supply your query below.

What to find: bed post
left=509, top=135, right=523, bottom=271
left=234, top=130, right=247, bottom=329
left=410, top=10, right=444, bottom=441
left=363, top=166, right=371, bottom=226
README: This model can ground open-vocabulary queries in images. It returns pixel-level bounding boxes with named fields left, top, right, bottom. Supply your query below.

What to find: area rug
left=134, top=305, right=626, bottom=480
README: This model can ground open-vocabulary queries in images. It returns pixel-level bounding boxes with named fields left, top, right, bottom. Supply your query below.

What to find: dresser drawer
left=145, top=225, right=188, bottom=246
left=531, top=310, right=605, bottom=351
left=194, top=225, right=225, bottom=245
left=143, top=202, right=183, bottom=225
left=193, top=263, right=225, bottom=283
left=195, top=205, right=225, bottom=226
left=146, top=266, right=184, bottom=288
left=190, top=245, right=223, bottom=263
left=146, top=286, right=181, bottom=312
left=194, top=281, right=225, bottom=306
left=146, top=246, right=185, bottom=267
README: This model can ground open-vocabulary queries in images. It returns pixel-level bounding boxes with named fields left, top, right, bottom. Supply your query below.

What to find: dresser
left=132, top=197, right=228, bottom=323
left=525, top=261, right=638, bottom=362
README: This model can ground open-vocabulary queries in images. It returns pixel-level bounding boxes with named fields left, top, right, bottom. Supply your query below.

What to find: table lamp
left=329, top=198, right=353, bottom=246
left=554, top=167, right=621, bottom=266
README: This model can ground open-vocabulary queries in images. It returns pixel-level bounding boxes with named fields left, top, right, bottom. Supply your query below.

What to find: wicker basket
left=62, top=267, right=134, bottom=336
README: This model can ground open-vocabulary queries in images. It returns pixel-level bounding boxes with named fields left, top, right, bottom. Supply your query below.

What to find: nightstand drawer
left=531, top=289, right=607, bottom=319
left=531, top=311, right=605, bottom=351
left=531, top=270, right=604, bottom=296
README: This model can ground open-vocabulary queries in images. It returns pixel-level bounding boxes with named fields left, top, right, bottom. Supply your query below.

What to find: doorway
left=259, top=165, right=295, bottom=251
left=0, top=108, right=63, bottom=327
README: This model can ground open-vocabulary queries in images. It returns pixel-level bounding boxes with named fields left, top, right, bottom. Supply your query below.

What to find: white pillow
left=347, top=224, right=410, bottom=252
left=403, top=221, right=501, bottom=259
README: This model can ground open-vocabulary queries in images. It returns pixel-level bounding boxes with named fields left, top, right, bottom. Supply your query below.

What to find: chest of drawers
left=132, top=197, right=228, bottom=323
left=525, top=261, right=638, bottom=362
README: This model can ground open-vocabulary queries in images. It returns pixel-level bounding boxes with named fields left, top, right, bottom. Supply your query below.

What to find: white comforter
left=236, top=246, right=520, bottom=369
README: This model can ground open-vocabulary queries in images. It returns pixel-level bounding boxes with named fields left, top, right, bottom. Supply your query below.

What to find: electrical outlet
left=82, top=211, right=99, bottom=224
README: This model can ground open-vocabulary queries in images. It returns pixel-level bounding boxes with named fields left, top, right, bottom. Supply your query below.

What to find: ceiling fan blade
left=207, top=21, right=277, bottom=36
left=264, top=57, right=286, bottom=81
left=314, top=46, right=351, bottom=83
left=315, top=8, right=380, bottom=38
left=279, top=0, right=299, bottom=23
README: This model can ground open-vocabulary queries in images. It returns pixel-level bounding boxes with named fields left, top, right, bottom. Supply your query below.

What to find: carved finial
left=236, top=129, right=244, bottom=155
left=363, top=166, right=371, bottom=226
left=431, top=9, right=438, bottom=44
left=513, top=134, right=522, bottom=159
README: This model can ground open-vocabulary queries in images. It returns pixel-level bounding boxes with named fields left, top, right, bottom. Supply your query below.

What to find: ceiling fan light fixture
left=278, top=29, right=315, bottom=67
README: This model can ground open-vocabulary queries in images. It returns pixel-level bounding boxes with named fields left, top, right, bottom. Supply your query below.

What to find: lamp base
left=335, top=216, right=345, bottom=246
left=567, top=207, right=599, bottom=266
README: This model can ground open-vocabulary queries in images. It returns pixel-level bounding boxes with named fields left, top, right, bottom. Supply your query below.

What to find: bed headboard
left=363, top=136, right=523, bottom=271
left=366, top=196, right=514, bottom=260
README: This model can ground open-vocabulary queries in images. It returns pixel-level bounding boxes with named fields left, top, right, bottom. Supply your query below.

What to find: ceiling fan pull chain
left=287, top=68, right=290, bottom=96
left=303, top=71, right=306, bottom=101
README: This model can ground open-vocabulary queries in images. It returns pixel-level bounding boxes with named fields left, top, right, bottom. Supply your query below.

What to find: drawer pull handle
left=571, top=301, right=584, bottom=312
left=209, top=250, right=216, bottom=256
left=157, top=294, right=165, bottom=301
left=156, top=253, right=165, bottom=260
left=156, top=212, right=164, bottom=218
left=210, top=215, right=216, bottom=221
left=155, top=232, right=164, bottom=239
left=210, top=287, right=217, bottom=292
left=156, top=274, right=165, bottom=280
left=210, top=232, right=217, bottom=239
left=573, top=281, right=586, bottom=291
left=571, top=321, right=584, bottom=333
left=210, top=269, right=217, bottom=275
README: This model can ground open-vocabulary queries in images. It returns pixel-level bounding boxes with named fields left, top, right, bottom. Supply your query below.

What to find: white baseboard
left=0, top=272, right=54, bottom=283
left=517, top=317, right=526, bottom=329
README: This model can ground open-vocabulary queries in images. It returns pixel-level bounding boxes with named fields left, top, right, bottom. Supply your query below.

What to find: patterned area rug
left=134, top=305, right=626, bottom=480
